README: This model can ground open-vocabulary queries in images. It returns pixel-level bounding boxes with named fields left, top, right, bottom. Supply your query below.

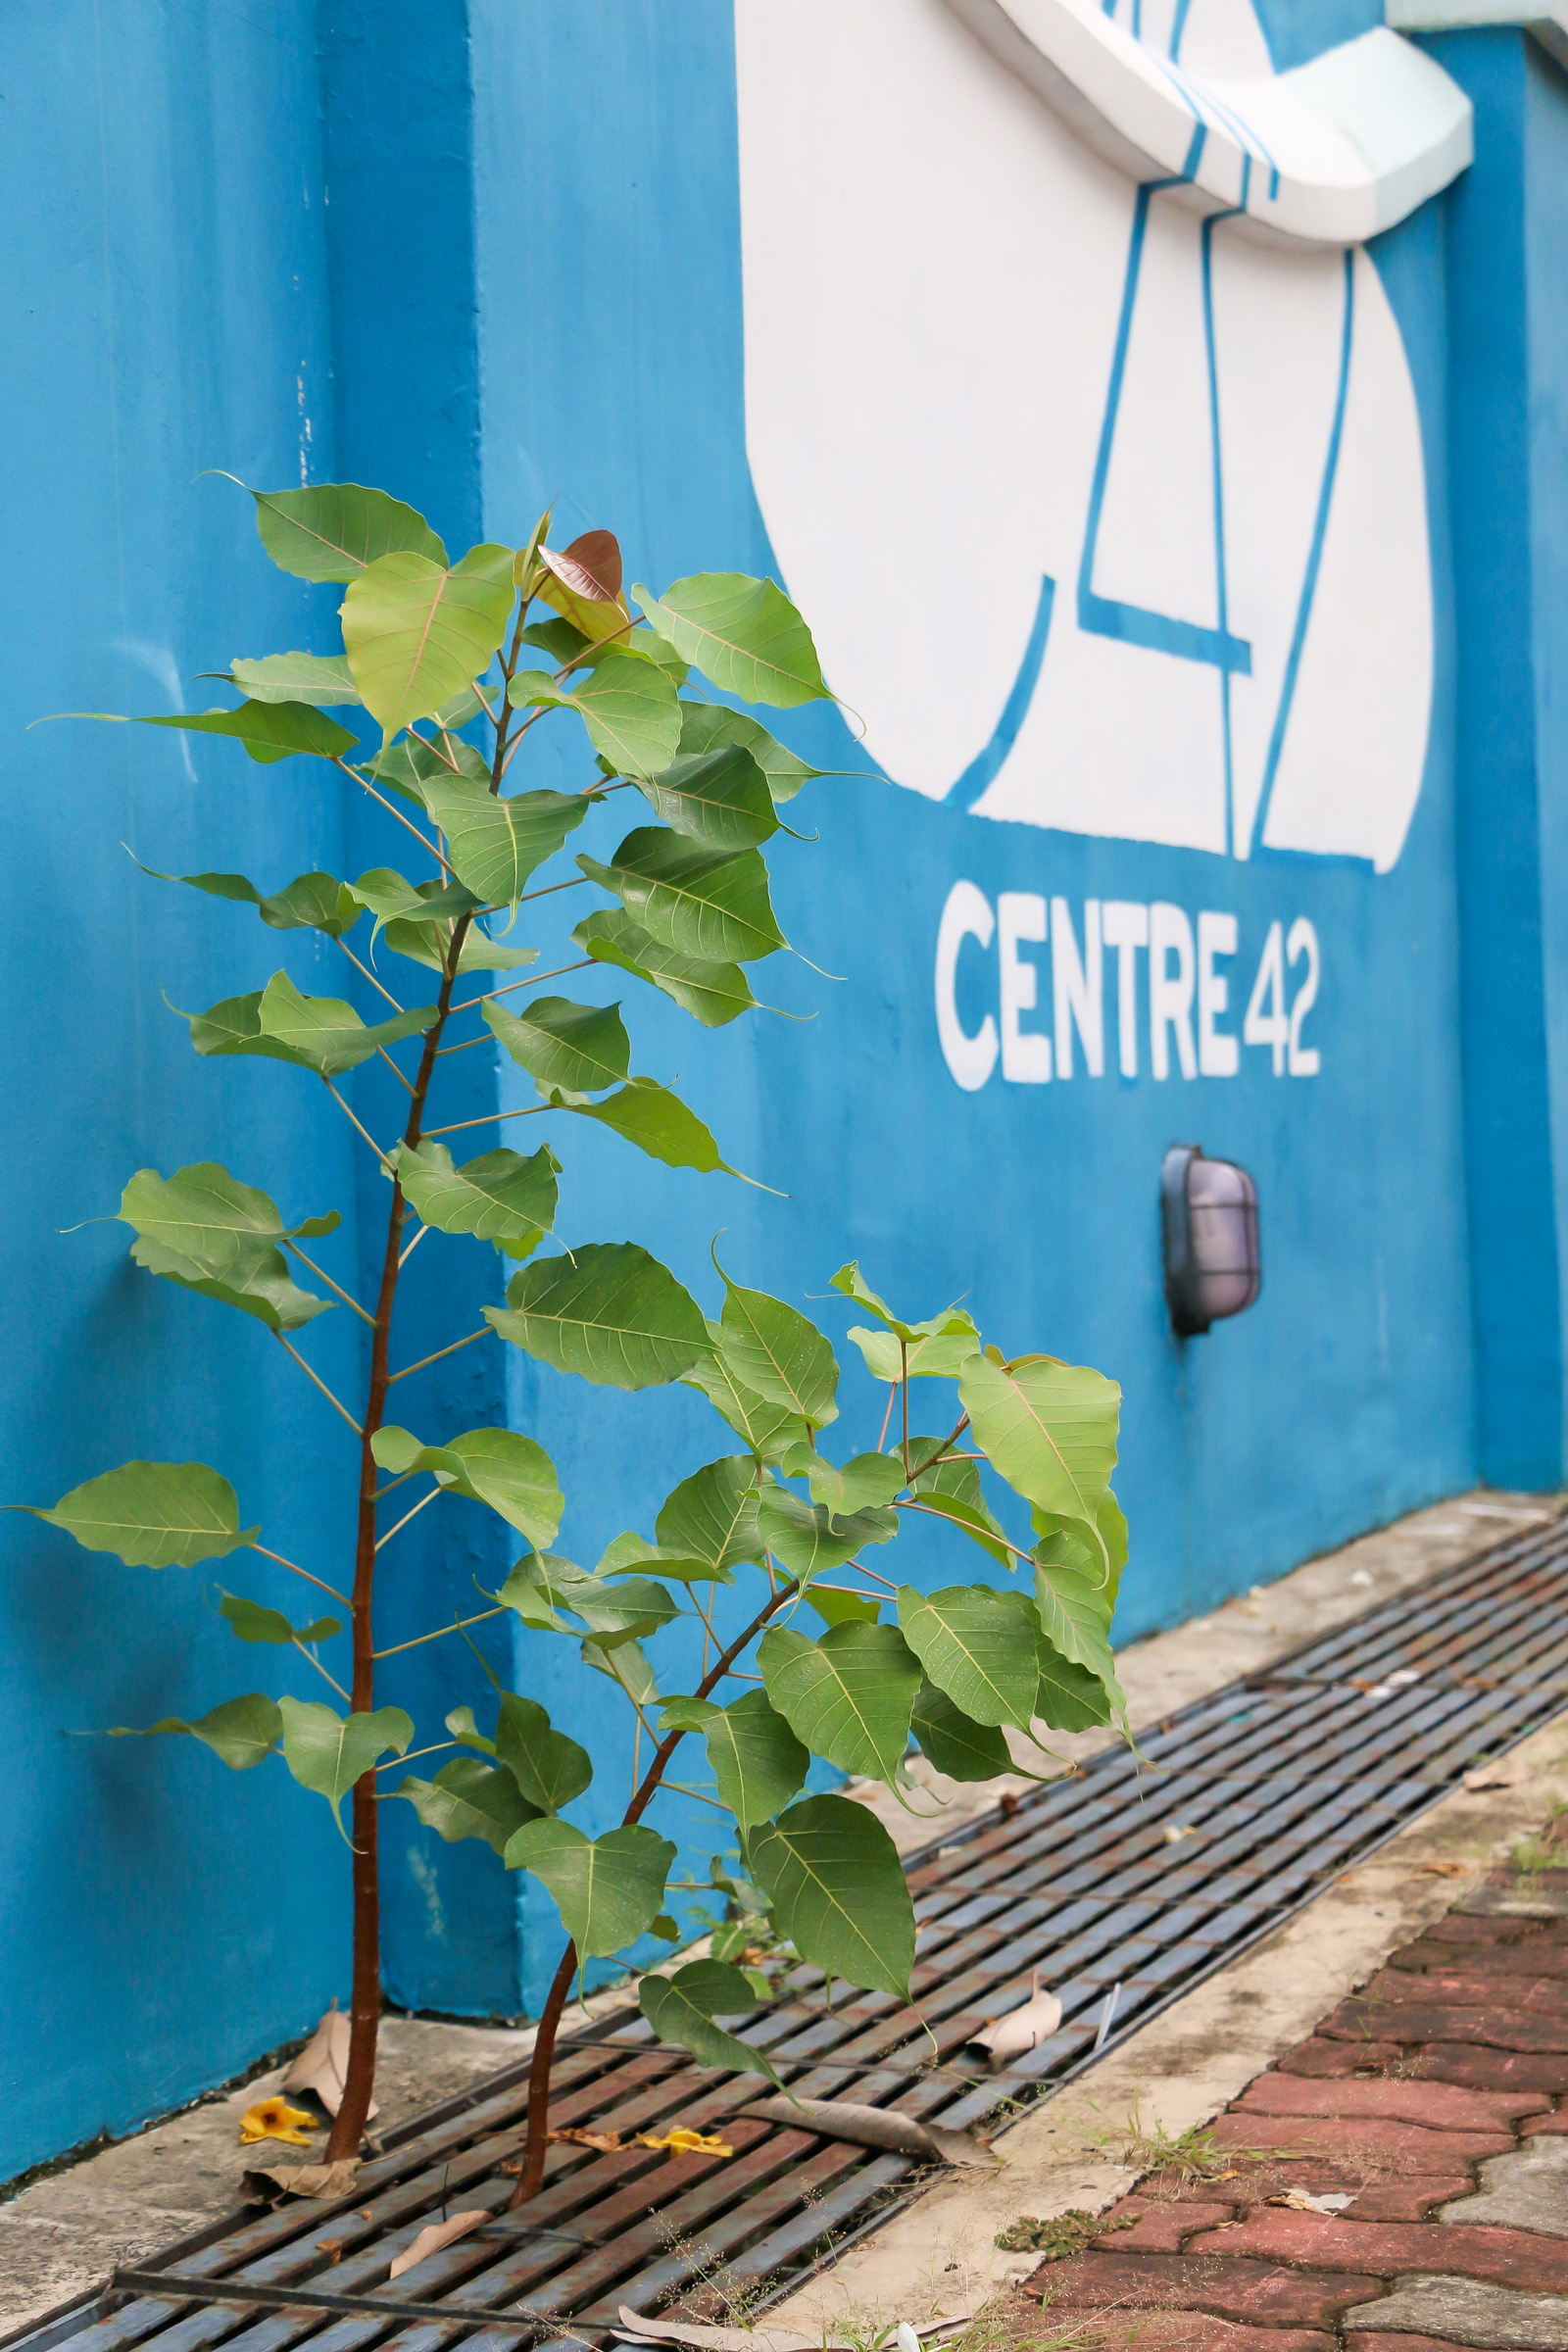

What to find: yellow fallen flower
left=239, top=2096, right=320, bottom=2147
left=636, top=2127, right=734, bottom=2158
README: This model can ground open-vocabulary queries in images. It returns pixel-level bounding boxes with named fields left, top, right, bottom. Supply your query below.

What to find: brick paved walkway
left=1019, top=1868, right=1568, bottom=2349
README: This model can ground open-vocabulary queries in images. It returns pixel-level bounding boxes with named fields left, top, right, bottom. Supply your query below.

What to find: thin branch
left=335, top=938, right=406, bottom=1013
left=619, top=1578, right=799, bottom=1832
left=399, top=1222, right=430, bottom=1270
left=662, top=1780, right=728, bottom=1812
left=272, top=1333, right=365, bottom=1435
left=376, top=1044, right=417, bottom=1099
left=877, top=1383, right=897, bottom=1452
left=293, top=1637, right=352, bottom=1704
left=385, top=1326, right=493, bottom=1385
left=283, top=1244, right=376, bottom=1326
left=336, top=757, right=454, bottom=876
left=438, top=959, right=595, bottom=1042
left=897, top=1495, right=1030, bottom=1563
left=372, top=1605, right=505, bottom=1660
left=515, top=874, right=589, bottom=907
left=375, top=1740, right=456, bottom=1772
left=319, top=1076, right=395, bottom=1174
left=249, top=1543, right=351, bottom=1608
left=423, top=1102, right=547, bottom=1141
left=902, top=1342, right=910, bottom=1480
left=374, top=1485, right=446, bottom=1552
left=405, top=724, right=460, bottom=774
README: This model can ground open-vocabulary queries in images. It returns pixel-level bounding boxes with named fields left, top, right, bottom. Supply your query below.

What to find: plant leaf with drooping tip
left=26, top=1461, right=257, bottom=1568
left=1034, top=1638, right=1114, bottom=1733
left=219, top=1592, right=340, bottom=1645
left=368, top=1424, right=564, bottom=1549
left=396, top=1139, right=559, bottom=1256
left=633, top=574, right=828, bottom=709
left=1032, top=1553, right=1123, bottom=1713
left=640, top=1960, right=779, bottom=2085
left=228, top=652, right=361, bottom=706
left=756, top=1487, right=898, bottom=1580
left=383, top=917, right=539, bottom=978
left=675, top=701, right=822, bottom=806
left=896, top=1584, right=1041, bottom=1730
left=396, top=1757, right=541, bottom=1853
left=110, top=1692, right=283, bottom=1771
left=781, top=1446, right=906, bottom=1518
left=846, top=1320, right=983, bottom=1385
left=484, top=997, right=629, bottom=1096
left=342, top=543, right=515, bottom=743
left=909, top=1683, right=1014, bottom=1782
left=278, top=1697, right=413, bottom=1836
left=118, top=1163, right=332, bottom=1334
left=830, top=1262, right=978, bottom=1348
left=659, top=1690, right=808, bottom=1833
left=637, top=745, right=778, bottom=851
left=150, top=863, right=363, bottom=939
left=251, top=972, right=440, bottom=1079
left=247, top=480, right=446, bottom=581
left=596, top=1531, right=730, bottom=1588
left=578, top=829, right=786, bottom=965
left=655, top=1456, right=764, bottom=1575
left=503, top=1819, right=675, bottom=1959
left=960, top=1353, right=1121, bottom=1574
left=486, top=1243, right=709, bottom=1391
left=495, top=1692, right=594, bottom=1813
left=716, top=1274, right=839, bottom=1429
left=116, top=700, right=357, bottom=764
left=549, top=1077, right=757, bottom=1184
left=748, top=1795, right=914, bottom=1998
left=419, top=773, right=589, bottom=908
left=683, top=1322, right=808, bottom=1462
left=565, top=652, right=683, bottom=779
left=574, top=908, right=759, bottom=1029
left=758, top=1622, right=920, bottom=1785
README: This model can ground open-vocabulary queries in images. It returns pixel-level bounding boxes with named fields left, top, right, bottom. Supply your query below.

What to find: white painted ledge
left=945, top=0, right=1474, bottom=244
left=1389, top=0, right=1568, bottom=77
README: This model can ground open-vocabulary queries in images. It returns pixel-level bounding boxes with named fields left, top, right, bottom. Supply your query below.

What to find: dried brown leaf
left=282, top=2004, right=380, bottom=2121
left=238, top=2157, right=360, bottom=2203
left=388, top=2207, right=489, bottom=2279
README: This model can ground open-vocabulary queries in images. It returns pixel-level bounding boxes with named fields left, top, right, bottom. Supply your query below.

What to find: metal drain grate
left=24, top=1509, right=1568, bottom=2352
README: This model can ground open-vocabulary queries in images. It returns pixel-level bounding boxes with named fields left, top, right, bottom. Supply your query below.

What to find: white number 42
left=1244, top=919, right=1320, bottom=1077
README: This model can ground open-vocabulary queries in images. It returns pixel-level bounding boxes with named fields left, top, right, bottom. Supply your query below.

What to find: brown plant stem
left=507, top=1576, right=798, bottom=2205
left=329, top=612, right=528, bottom=2160
left=326, top=906, right=473, bottom=2159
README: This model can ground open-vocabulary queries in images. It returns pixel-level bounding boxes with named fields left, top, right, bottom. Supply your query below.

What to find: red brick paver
left=1020, top=1875, right=1568, bottom=2347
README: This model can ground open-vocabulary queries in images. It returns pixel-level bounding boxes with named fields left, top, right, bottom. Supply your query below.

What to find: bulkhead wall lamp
left=1161, top=1145, right=1261, bottom=1338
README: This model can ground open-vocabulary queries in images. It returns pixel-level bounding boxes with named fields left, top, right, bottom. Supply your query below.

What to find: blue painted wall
left=0, top=2, right=360, bottom=2180
left=1, top=0, right=1563, bottom=2165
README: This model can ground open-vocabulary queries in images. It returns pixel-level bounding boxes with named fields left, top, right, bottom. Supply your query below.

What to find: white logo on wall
left=733, top=0, right=1436, bottom=877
